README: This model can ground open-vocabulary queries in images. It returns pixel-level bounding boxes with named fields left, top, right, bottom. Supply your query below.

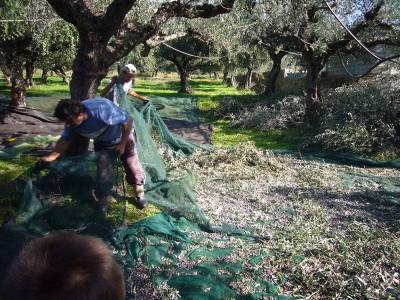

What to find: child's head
left=120, top=64, right=136, bottom=82
left=1, top=232, right=125, bottom=300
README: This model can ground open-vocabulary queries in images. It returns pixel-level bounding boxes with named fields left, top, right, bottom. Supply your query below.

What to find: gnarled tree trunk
left=264, top=50, right=286, bottom=96
left=10, top=65, right=27, bottom=108
left=303, top=51, right=327, bottom=127
left=25, top=62, right=35, bottom=88
left=1, top=67, right=11, bottom=85
left=55, top=66, right=69, bottom=84
left=69, top=41, right=110, bottom=101
left=245, top=67, right=253, bottom=89
left=178, top=66, right=192, bottom=93
left=41, top=68, right=49, bottom=84
left=223, top=70, right=229, bottom=84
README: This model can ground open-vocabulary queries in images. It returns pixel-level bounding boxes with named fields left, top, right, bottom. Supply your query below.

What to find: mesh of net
left=1, top=85, right=399, bottom=298
left=0, top=87, right=285, bottom=299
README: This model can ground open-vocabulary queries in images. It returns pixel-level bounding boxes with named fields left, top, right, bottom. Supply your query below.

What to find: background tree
left=0, top=0, right=70, bottom=107
left=46, top=0, right=237, bottom=101
left=157, top=35, right=210, bottom=93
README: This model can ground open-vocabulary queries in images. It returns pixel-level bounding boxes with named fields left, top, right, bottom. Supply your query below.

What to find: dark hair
left=54, top=99, right=86, bottom=121
left=1, top=232, right=125, bottom=300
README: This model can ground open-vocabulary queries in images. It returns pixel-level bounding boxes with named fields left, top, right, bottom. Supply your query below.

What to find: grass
left=0, top=156, right=37, bottom=224
left=1, top=74, right=400, bottom=298
left=0, top=73, right=299, bottom=149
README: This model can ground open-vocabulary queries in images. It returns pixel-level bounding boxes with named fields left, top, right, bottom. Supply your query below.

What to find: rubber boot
left=134, top=185, right=148, bottom=209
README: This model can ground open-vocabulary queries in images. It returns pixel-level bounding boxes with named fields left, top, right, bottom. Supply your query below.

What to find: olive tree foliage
left=0, top=0, right=63, bottom=107
left=201, top=0, right=399, bottom=126
left=35, top=22, right=78, bottom=84
left=190, top=2, right=261, bottom=83
left=45, top=0, right=238, bottom=101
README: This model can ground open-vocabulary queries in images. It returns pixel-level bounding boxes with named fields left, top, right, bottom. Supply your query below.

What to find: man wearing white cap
left=101, top=63, right=149, bottom=106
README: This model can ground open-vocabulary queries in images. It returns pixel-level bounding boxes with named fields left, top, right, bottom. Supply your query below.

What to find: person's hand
left=142, top=96, right=150, bottom=102
left=40, top=152, right=59, bottom=163
left=115, top=142, right=127, bottom=156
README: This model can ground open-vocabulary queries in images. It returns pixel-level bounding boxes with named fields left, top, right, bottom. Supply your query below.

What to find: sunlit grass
left=0, top=156, right=38, bottom=224
left=0, top=73, right=300, bottom=150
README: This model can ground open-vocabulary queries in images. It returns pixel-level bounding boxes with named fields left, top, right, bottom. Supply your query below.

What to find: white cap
left=121, top=64, right=137, bottom=75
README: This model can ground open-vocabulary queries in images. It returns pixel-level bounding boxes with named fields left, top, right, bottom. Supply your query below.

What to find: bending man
left=41, top=98, right=148, bottom=210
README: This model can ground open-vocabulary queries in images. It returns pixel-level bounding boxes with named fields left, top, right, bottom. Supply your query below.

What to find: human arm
left=128, top=89, right=149, bottom=102
left=115, top=117, right=133, bottom=156
left=100, top=76, right=118, bottom=97
left=40, top=138, right=71, bottom=162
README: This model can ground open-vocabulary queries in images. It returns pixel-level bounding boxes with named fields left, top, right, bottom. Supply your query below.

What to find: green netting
left=0, top=89, right=283, bottom=299
left=2, top=86, right=400, bottom=298
left=149, top=96, right=203, bottom=123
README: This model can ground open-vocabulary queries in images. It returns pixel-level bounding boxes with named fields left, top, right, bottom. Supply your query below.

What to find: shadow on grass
left=270, top=184, right=400, bottom=231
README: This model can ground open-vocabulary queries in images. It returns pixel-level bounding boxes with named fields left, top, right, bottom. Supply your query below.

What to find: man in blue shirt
left=41, top=97, right=147, bottom=210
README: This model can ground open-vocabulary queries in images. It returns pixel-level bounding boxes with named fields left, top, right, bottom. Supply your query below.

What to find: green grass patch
left=108, top=201, right=161, bottom=225
left=0, top=73, right=301, bottom=150
left=212, top=120, right=302, bottom=150
left=0, top=156, right=38, bottom=224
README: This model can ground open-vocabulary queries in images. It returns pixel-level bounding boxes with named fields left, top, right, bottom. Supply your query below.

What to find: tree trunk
left=25, top=63, right=35, bottom=88
left=10, top=66, right=27, bottom=108
left=303, top=52, right=327, bottom=127
left=177, top=64, right=192, bottom=93
left=67, top=41, right=111, bottom=156
left=55, top=67, right=69, bottom=84
left=42, top=68, right=48, bottom=84
left=69, top=41, right=110, bottom=101
left=223, top=70, right=228, bottom=83
left=245, top=67, right=253, bottom=89
left=213, top=72, right=218, bottom=80
left=231, top=75, right=238, bottom=87
left=264, top=50, right=286, bottom=96
left=152, top=68, right=159, bottom=77
left=1, top=67, right=11, bottom=85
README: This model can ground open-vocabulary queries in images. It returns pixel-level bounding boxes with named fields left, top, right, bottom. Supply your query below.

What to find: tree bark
left=41, top=68, right=49, bottom=84
left=263, top=50, right=286, bottom=95
left=223, top=70, right=228, bottom=83
left=1, top=67, right=11, bottom=85
left=231, top=75, right=238, bottom=87
left=69, top=40, right=110, bottom=101
left=55, top=67, right=69, bottom=84
left=25, top=62, right=35, bottom=88
left=245, top=67, right=253, bottom=89
left=303, top=51, right=327, bottom=127
left=10, top=65, right=27, bottom=108
left=178, top=65, right=192, bottom=93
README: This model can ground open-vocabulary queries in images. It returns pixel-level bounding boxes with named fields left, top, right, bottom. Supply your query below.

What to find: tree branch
left=146, top=31, right=187, bottom=48
left=141, top=31, right=187, bottom=57
left=107, top=0, right=235, bottom=61
left=46, top=0, right=99, bottom=32
left=326, top=1, right=384, bottom=56
left=100, top=0, right=137, bottom=40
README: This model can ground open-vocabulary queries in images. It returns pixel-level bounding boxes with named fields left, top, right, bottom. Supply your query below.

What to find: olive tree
left=46, top=0, right=237, bottom=100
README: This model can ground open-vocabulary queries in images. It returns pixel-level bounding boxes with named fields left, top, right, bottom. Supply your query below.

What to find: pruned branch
left=146, top=32, right=187, bottom=48
left=141, top=31, right=187, bottom=57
